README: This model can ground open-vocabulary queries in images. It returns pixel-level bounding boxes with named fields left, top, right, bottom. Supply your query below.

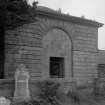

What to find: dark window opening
left=50, top=57, right=64, bottom=78
left=97, top=64, right=105, bottom=78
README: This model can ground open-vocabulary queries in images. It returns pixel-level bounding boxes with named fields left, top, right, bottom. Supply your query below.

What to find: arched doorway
left=42, top=28, right=72, bottom=81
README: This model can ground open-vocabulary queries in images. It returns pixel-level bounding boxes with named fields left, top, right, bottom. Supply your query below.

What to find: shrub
left=37, top=80, right=61, bottom=105
left=67, top=90, right=80, bottom=104
left=10, top=99, right=41, bottom=105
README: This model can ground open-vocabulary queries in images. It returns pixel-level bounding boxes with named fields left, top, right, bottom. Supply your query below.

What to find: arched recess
left=42, top=28, right=72, bottom=81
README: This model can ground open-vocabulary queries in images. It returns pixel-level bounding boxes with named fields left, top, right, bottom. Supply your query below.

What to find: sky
left=29, top=0, right=105, bottom=50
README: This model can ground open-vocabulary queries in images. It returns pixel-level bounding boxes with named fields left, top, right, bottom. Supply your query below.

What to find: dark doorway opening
left=50, top=57, right=64, bottom=78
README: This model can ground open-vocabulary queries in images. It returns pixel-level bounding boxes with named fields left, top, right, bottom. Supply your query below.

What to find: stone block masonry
left=5, top=10, right=100, bottom=87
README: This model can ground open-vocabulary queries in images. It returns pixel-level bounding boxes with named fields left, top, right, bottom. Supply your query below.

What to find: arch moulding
left=34, top=19, right=74, bottom=81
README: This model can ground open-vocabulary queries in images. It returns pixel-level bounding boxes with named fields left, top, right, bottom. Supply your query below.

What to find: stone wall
left=97, top=50, right=105, bottom=80
left=73, top=24, right=98, bottom=85
left=73, top=51, right=98, bottom=85
left=5, top=24, right=42, bottom=79
left=0, top=79, right=14, bottom=97
left=98, top=50, right=105, bottom=64
left=42, top=28, right=72, bottom=80
left=5, top=16, right=98, bottom=85
left=73, top=25, right=98, bottom=52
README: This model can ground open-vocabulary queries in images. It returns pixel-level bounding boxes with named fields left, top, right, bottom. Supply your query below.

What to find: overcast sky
left=29, top=0, right=105, bottom=50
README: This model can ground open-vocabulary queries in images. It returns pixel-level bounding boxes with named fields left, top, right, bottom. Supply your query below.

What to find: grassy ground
left=59, top=88, right=105, bottom=105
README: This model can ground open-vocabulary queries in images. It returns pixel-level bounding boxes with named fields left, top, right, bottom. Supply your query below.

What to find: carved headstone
left=14, top=64, right=30, bottom=102
left=0, top=97, right=11, bottom=105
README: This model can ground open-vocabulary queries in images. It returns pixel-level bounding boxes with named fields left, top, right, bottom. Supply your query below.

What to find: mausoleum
left=0, top=6, right=103, bottom=97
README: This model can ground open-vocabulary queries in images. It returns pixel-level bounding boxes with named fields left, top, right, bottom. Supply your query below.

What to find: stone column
left=13, top=64, right=30, bottom=102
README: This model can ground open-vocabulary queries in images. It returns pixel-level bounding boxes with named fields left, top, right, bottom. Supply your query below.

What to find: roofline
left=36, top=9, right=104, bottom=28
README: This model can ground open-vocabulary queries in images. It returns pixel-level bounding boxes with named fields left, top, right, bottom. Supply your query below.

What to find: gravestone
left=13, top=64, right=30, bottom=102
left=0, top=97, right=11, bottom=105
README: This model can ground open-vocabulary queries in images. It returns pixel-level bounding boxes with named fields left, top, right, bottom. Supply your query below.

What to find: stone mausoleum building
left=0, top=6, right=104, bottom=97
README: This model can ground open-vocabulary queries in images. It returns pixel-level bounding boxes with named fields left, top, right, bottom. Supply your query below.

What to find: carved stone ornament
left=14, top=64, right=30, bottom=102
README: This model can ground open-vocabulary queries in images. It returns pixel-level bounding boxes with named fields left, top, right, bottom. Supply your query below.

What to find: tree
left=0, top=0, right=38, bottom=78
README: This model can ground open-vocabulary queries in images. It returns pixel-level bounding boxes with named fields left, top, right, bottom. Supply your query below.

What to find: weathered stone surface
left=0, top=79, right=14, bottom=97
left=5, top=12, right=99, bottom=86
left=42, top=28, right=72, bottom=80
left=73, top=51, right=98, bottom=85
left=93, top=78, right=105, bottom=95
left=14, top=64, right=30, bottom=102
left=0, top=97, right=11, bottom=105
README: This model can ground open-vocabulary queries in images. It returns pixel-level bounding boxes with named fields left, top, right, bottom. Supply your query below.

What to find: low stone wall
left=0, top=79, right=15, bottom=98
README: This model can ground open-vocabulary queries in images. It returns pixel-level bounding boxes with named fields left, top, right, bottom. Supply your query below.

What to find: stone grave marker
left=0, top=97, right=11, bottom=105
left=14, top=64, right=30, bottom=102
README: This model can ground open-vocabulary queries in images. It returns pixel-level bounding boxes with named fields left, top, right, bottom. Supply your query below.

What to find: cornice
left=36, top=7, right=103, bottom=28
